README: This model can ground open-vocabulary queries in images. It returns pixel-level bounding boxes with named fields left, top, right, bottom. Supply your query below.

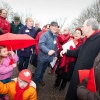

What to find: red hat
left=19, top=69, right=32, bottom=83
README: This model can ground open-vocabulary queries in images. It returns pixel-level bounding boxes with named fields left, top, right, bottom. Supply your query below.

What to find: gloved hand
left=78, top=78, right=88, bottom=87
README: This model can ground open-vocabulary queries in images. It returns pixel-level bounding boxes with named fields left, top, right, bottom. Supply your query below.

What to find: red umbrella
left=0, top=33, right=36, bottom=50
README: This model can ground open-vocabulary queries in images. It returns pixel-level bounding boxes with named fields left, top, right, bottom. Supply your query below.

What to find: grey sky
left=2, top=0, right=94, bottom=27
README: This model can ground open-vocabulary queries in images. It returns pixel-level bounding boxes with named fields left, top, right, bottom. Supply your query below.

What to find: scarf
left=14, top=82, right=29, bottom=100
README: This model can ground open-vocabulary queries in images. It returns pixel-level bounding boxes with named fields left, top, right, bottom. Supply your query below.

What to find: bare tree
left=0, top=0, right=13, bottom=21
left=70, top=0, right=100, bottom=31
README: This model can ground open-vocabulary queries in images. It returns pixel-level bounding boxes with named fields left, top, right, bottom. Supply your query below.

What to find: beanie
left=19, top=69, right=32, bottom=83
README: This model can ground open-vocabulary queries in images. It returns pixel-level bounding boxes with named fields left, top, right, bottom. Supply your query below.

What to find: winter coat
left=0, top=16, right=10, bottom=34
left=0, top=54, right=18, bottom=80
left=17, top=25, right=36, bottom=57
left=34, top=27, right=41, bottom=38
left=65, top=32, right=100, bottom=100
left=35, top=29, right=46, bottom=55
left=10, top=21, right=24, bottom=34
left=38, top=30, right=57, bottom=62
left=0, top=78, right=37, bottom=100
left=56, top=38, right=82, bottom=80
left=77, top=52, right=100, bottom=100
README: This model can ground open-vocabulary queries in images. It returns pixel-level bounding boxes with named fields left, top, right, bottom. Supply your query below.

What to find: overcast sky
left=2, top=0, right=94, bottom=27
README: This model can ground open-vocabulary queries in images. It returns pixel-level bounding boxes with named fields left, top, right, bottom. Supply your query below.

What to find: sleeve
left=29, top=89, right=37, bottom=100
left=0, top=81, right=9, bottom=94
left=0, top=64, right=13, bottom=74
left=66, top=45, right=82, bottom=57
left=77, top=86, right=100, bottom=100
left=18, top=27, right=24, bottom=34
left=4, top=21, right=10, bottom=33
left=39, top=34, right=50, bottom=54
left=12, top=54, right=19, bottom=63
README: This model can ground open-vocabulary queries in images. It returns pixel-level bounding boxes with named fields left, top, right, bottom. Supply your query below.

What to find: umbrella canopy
left=0, top=33, right=36, bottom=50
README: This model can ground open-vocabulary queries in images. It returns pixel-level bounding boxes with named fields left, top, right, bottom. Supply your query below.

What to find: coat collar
left=12, top=78, right=36, bottom=89
left=89, top=32, right=100, bottom=41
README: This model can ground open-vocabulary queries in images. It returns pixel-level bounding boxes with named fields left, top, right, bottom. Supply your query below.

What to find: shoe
left=40, top=81, right=45, bottom=86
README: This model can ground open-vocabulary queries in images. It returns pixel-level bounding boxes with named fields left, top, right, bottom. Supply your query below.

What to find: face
left=63, top=28, right=70, bottom=34
left=18, top=78, right=28, bottom=89
left=0, top=10, right=7, bottom=18
left=50, top=25, right=58, bottom=34
left=14, top=21, right=20, bottom=25
left=0, top=48, right=8, bottom=57
left=35, top=22, right=39, bottom=28
left=81, top=21, right=90, bottom=36
left=73, top=30, right=82, bottom=40
left=26, top=19, right=34, bottom=28
left=46, top=25, right=50, bottom=31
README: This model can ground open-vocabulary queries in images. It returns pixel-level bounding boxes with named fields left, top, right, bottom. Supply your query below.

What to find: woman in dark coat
left=77, top=52, right=100, bottom=100
left=18, top=17, right=36, bottom=71
left=60, top=18, right=100, bottom=100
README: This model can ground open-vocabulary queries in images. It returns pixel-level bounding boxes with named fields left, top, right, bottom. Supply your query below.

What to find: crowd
left=0, top=8, right=100, bottom=100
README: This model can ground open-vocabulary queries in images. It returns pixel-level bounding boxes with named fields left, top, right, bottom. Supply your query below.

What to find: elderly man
left=0, top=9, right=10, bottom=34
left=60, top=18, right=100, bottom=100
left=34, top=22, right=41, bottom=38
left=10, top=16, right=24, bottom=34
left=33, top=21, right=58, bottom=86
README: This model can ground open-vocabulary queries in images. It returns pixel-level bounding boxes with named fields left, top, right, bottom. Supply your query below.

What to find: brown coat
left=77, top=52, right=100, bottom=100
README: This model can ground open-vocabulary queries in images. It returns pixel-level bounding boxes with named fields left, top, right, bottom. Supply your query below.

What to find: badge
left=25, top=29, right=29, bottom=32
left=54, top=40, right=56, bottom=44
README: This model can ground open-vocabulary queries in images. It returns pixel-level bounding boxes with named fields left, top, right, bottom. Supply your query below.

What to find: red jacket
left=0, top=16, right=10, bottom=33
left=35, top=29, right=46, bottom=55
left=60, top=38, right=83, bottom=72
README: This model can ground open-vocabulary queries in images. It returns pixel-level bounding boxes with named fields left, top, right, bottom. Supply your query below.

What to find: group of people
left=0, top=8, right=100, bottom=100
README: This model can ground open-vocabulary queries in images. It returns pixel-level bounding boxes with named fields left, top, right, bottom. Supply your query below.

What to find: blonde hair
left=25, top=17, right=33, bottom=23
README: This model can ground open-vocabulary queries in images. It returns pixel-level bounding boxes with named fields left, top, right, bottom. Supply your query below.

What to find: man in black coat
left=77, top=52, right=100, bottom=100
left=60, top=18, right=100, bottom=100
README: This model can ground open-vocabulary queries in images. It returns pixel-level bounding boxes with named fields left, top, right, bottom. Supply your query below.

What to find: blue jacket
left=18, top=25, right=36, bottom=57
left=38, top=30, right=57, bottom=62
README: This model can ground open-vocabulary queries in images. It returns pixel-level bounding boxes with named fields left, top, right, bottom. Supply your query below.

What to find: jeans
left=18, top=56, right=30, bottom=71
left=33, top=60, right=49, bottom=86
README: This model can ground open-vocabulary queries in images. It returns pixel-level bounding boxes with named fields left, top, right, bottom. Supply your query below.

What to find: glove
left=78, top=78, right=88, bottom=87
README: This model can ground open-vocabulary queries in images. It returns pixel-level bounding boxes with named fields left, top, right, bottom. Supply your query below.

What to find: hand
left=8, top=51, right=15, bottom=56
left=78, top=78, right=88, bottom=87
left=60, top=50, right=67, bottom=57
left=21, top=48, right=24, bottom=51
left=12, top=63, right=17, bottom=68
left=48, top=50, right=55, bottom=56
left=54, top=57, right=57, bottom=61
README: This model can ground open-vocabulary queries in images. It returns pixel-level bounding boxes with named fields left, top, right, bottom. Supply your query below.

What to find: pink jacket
left=0, top=54, right=18, bottom=80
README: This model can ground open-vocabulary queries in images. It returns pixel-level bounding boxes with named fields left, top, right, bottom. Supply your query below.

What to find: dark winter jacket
left=65, top=32, right=100, bottom=100
left=10, top=21, right=24, bottom=34
left=17, top=25, right=36, bottom=57
left=77, top=52, right=100, bottom=100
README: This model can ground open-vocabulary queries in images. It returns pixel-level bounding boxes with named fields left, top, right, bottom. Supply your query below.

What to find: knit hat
left=50, top=21, right=58, bottom=26
left=14, top=16, right=20, bottom=21
left=18, top=69, right=32, bottom=83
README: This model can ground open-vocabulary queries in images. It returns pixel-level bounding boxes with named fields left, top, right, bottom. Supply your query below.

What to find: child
left=0, top=69, right=37, bottom=100
left=0, top=45, right=18, bottom=99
